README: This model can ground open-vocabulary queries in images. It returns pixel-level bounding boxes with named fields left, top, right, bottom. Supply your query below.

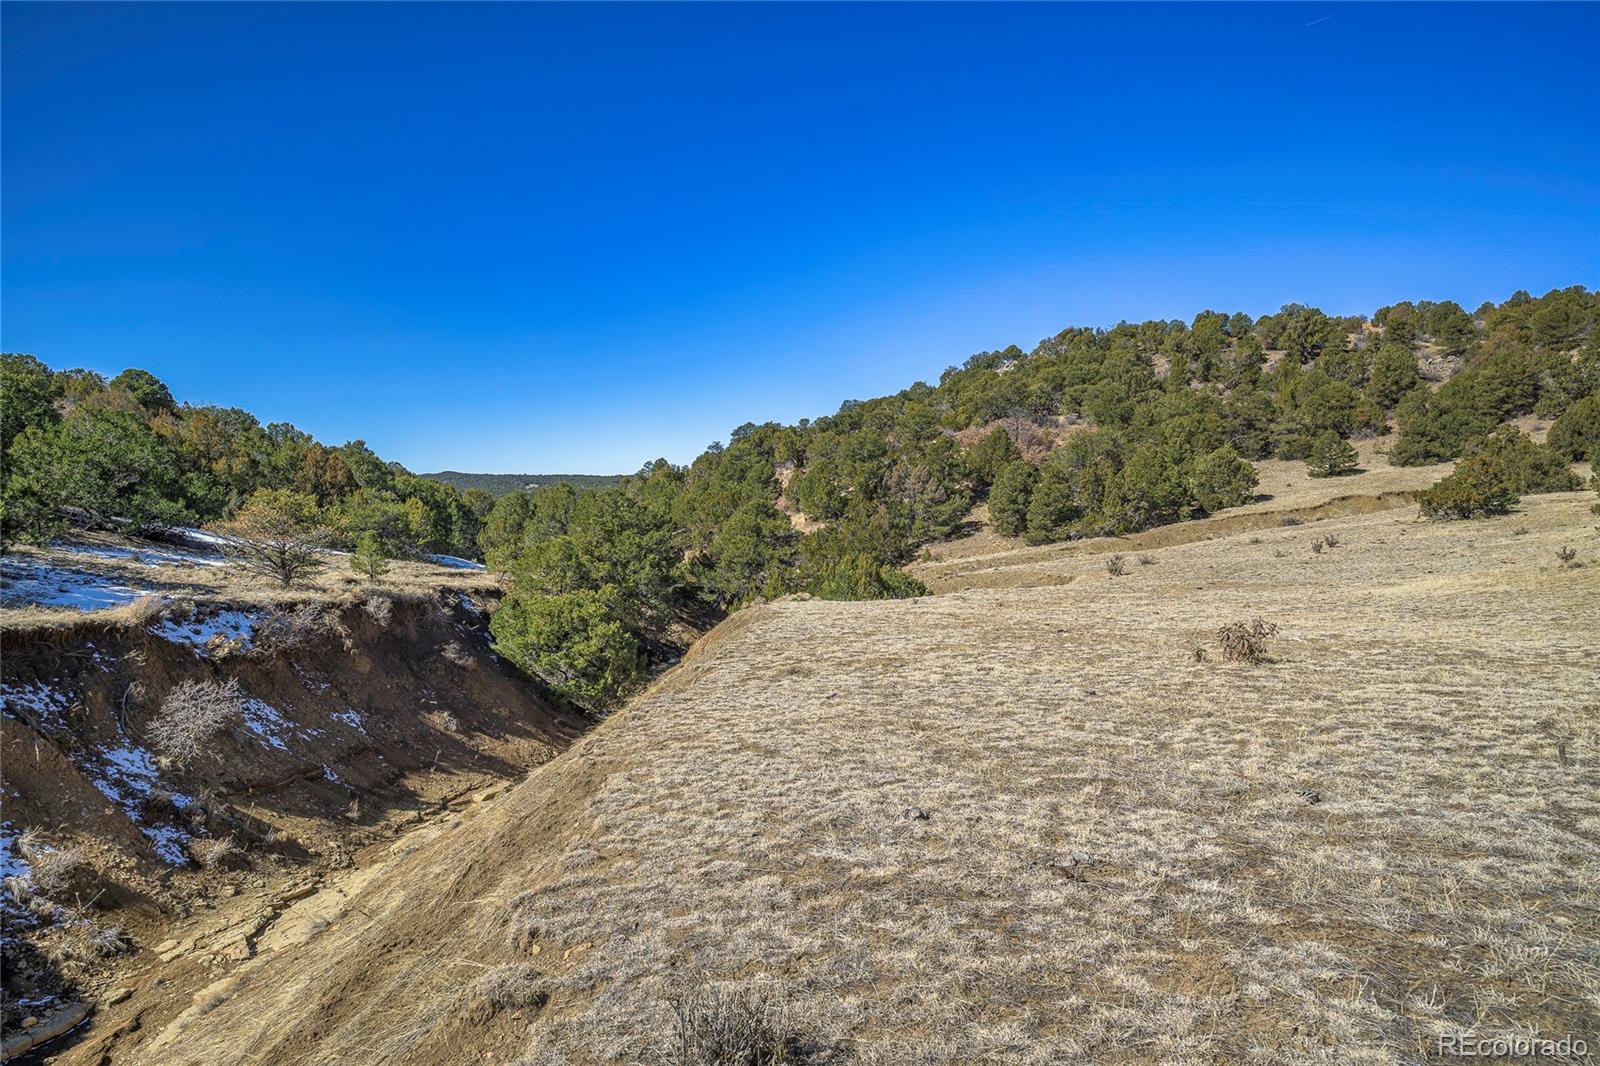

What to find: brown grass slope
left=138, top=492, right=1599, bottom=1066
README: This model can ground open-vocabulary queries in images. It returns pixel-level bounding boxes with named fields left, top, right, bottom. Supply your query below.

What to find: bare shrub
left=1137, top=554, right=1156, bottom=566
left=89, top=924, right=132, bottom=957
left=209, top=492, right=331, bottom=588
left=255, top=602, right=351, bottom=653
left=188, top=835, right=243, bottom=868
left=362, top=593, right=394, bottom=627
left=1556, top=545, right=1579, bottom=567
left=1311, top=539, right=1325, bottom=555
left=470, top=963, right=547, bottom=1019
left=1279, top=515, right=1303, bottom=527
left=112, top=594, right=168, bottom=627
left=1322, top=534, right=1340, bottom=548
left=668, top=980, right=801, bottom=1066
left=17, top=831, right=94, bottom=900
left=1105, top=554, right=1127, bottom=577
left=440, top=641, right=475, bottom=668
left=1217, top=619, right=1279, bottom=664
left=439, top=712, right=462, bottom=734
left=149, top=678, right=243, bottom=765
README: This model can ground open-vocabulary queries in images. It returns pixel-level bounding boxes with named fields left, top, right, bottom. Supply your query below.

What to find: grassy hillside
left=130, top=485, right=1600, bottom=1066
left=418, top=471, right=627, bottom=496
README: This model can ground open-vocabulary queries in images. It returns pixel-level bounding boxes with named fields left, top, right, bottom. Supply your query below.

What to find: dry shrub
left=1217, top=618, right=1279, bottom=664
left=362, top=593, right=394, bottom=627
left=1323, top=534, right=1340, bottom=548
left=188, top=835, right=243, bottom=868
left=16, top=831, right=97, bottom=901
left=110, top=594, right=168, bottom=627
left=468, top=963, right=547, bottom=1021
left=439, top=712, right=462, bottom=734
left=1311, top=539, right=1325, bottom=555
left=1137, top=554, right=1156, bottom=566
left=150, top=678, right=242, bottom=765
left=41, top=921, right=132, bottom=966
left=1556, top=545, right=1579, bottom=568
left=89, top=923, right=132, bottom=957
left=1105, top=554, right=1127, bottom=577
left=255, top=601, right=351, bottom=653
left=1279, top=515, right=1303, bottom=527
left=668, top=980, right=804, bottom=1066
left=440, top=640, right=475, bottom=668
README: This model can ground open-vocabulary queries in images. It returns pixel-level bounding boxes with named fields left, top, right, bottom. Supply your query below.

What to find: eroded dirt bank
left=1, top=590, right=586, bottom=1062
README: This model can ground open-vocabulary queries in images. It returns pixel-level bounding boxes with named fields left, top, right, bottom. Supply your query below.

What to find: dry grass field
left=1, top=532, right=498, bottom=631
left=137, top=487, right=1600, bottom=1066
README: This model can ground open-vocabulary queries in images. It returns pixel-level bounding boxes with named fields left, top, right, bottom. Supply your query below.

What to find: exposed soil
left=1, top=590, right=585, bottom=1063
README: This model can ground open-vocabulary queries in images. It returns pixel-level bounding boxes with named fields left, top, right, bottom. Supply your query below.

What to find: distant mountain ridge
left=419, top=470, right=627, bottom=495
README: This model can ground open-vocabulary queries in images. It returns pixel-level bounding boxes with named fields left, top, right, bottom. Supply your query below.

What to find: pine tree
left=1305, top=431, right=1359, bottom=478
left=350, top=531, right=391, bottom=582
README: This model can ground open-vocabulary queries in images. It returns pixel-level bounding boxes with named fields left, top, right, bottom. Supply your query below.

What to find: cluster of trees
left=6, top=286, right=1593, bottom=710
left=0, top=357, right=493, bottom=558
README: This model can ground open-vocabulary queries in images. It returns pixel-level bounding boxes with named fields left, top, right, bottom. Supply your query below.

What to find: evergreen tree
left=350, top=530, right=391, bottom=582
left=1305, top=432, right=1359, bottom=478
left=988, top=460, right=1036, bottom=537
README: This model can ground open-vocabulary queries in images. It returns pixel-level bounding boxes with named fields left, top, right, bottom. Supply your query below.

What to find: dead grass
left=0, top=533, right=500, bottom=632
left=140, top=491, right=1600, bottom=1066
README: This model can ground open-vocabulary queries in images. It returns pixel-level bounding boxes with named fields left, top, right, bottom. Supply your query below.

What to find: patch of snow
left=293, top=663, right=331, bottom=693
left=322, top=764, right=340, bottom=783
left=90, top=744, right=192, bottom=865
left=150, top=609, right=259, bottom=653
left=329, top=708, right=365, bottom=732
left=241, top=697, right=291, bottom=751
left=52, top=540, right=226, bottom=568
left=458, top=592, right=485, bottom=615
left=167, top=526, right=231, bottom=548
left=140, top=825, right=191, bottom=865
left=0, top=824, right=29, bottom=882
left=426, top=553, right=485, bottom=571
left=0, top=555, right=156, bottom=611
left=2, top=680, right=72, bottom=724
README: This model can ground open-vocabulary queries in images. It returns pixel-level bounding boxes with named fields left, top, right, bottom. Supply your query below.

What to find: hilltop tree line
left=0, top=360, right=496, bottom=558
left=4, top=285, right=1595, bottom=710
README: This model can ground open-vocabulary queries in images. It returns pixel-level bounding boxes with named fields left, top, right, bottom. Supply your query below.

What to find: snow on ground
left=0, top=824, right=29, bottom=883
left=150, top=609, right=259, bottom=653
left=457, top=592, right=485, bottom=615
left=427, top=553, right=485, bottom=570
left=1, top=680, right=72, bottom=724
left=241, top=697, right=292, bottom=751
left=0, top=555, right=155, bottom=611
left=167, top=526, right=231, bottom=548
left=328, top=708, right=365, bottom=732
left=90, top=743, right=192, bottom=864
left=53, top=540, right=226, bottom=568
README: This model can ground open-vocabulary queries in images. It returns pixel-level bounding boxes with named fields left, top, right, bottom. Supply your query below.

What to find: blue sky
left=4, top=3, right=1596, bottom=474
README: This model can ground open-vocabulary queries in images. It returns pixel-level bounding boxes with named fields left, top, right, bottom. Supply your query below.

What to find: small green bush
left=987, top=460, right=1036, bottom=537
left=1417, top=465, right=1517, bottom=520
left=1305, top=431, right=1359, bottom=478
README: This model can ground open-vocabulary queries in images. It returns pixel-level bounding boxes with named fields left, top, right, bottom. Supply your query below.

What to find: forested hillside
left=420, top=471, right=626, bottom=496
left=5, top=285, right=1596, bottom=714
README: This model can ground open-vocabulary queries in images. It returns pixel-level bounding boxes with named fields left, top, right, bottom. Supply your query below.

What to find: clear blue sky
left=4, top=3, right=1597, bottom=474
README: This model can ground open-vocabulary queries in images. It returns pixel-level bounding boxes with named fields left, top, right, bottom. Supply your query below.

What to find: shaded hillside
left=418, top=472, right=627, bottom=496
left=126, top=487, right=1600, bottom=1066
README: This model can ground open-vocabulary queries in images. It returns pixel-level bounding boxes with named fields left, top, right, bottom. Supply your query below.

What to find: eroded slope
left=140, top=493, right=1598, bottom=1065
